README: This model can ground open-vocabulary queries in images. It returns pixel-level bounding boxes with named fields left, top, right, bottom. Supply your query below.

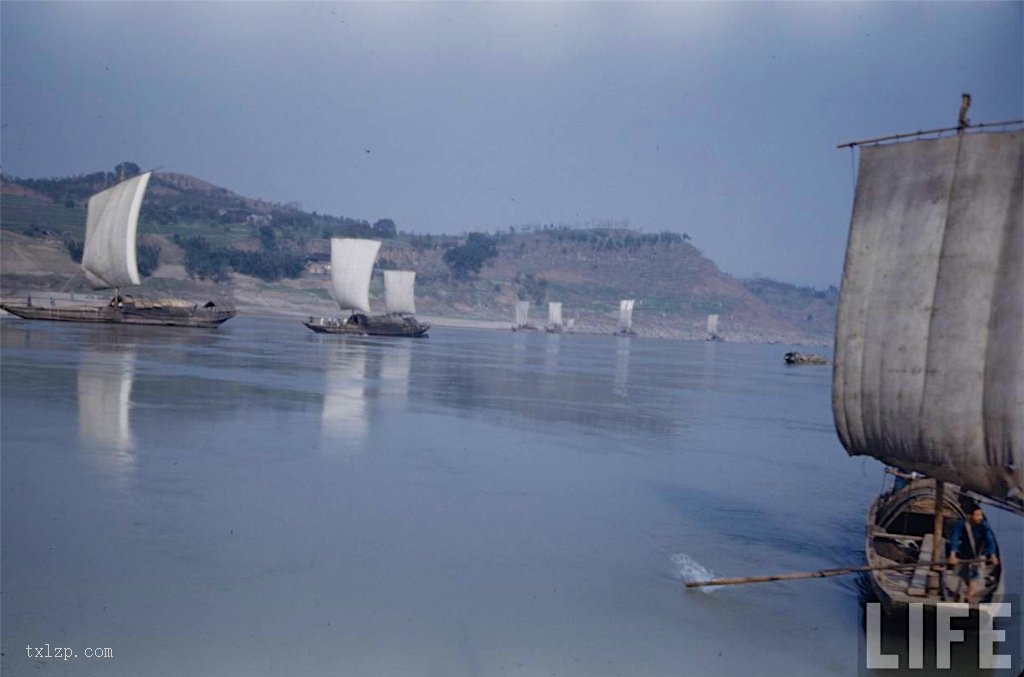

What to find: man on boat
left=946, top=503, right=999, bottom=604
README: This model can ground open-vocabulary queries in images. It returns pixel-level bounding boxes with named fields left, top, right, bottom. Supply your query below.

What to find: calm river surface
left=2, top=317, right=1020, bottom=676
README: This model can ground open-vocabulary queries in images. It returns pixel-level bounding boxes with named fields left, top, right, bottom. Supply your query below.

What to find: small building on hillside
left=305, top=252, right=331, bottom=275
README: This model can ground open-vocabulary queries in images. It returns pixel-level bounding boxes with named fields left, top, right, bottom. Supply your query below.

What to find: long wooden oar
left=684, top=558, right=986, bottom=589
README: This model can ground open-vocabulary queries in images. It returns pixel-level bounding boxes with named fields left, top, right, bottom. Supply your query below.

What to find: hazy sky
left=2, top=2, right=1021, bottom=287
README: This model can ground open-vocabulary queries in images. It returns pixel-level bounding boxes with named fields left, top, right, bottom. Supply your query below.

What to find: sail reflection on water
left=378, top=341, right=412, bottom=399
left=77, top=346, right=137, bottom=485
left=613, top=336, right=631, bottom=397
left=320, top=341, right=370, bottom=454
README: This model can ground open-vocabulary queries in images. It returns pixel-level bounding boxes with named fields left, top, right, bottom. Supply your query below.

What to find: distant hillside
left=1, top=166, right=836, bottom=344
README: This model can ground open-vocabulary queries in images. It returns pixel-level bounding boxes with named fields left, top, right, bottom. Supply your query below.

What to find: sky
left=1, top=2, right=1021, bottom=287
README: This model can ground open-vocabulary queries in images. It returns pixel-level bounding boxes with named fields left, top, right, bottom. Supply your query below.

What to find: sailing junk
left=617, top=299, right=636, bottom=336
left=304, top=238, right=429, bottom=337
left=546, top=302, right=564, bottom=333
left=706, top=314, right=724, bottom=341
left=512, top=300, right=536, bottom=331
left=833, top=128, right=1022, bottom=610
left=0, top=172, right=235, bottom=327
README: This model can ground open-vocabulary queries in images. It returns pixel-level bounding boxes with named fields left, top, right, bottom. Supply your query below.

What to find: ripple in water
left=671, top=552, right=720, bottom=593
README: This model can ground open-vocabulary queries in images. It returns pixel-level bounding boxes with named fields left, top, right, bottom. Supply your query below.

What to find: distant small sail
left=81, top=172, right=151, bottom=289
left=384, top=270, right=417, bottom=315
left=618, top=299, right=635, bottom=331
left=330, top=238, right=381, bottom=313
left=707, top=314, right=719, bottom=336
left=515, top=301, right=530, bottom=326
left=548, top=302, right=563, bottom=327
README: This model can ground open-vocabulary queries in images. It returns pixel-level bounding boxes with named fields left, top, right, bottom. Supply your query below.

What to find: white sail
left=618, top=299, right=635, bottom=331
left=832, top=130, right=1023, bottom=505
left=81, top=172, right=151, bottom=289
left=515, top=301, right=530, bottom=326
left=707, top=314, right=719, bottom=336
left=548, top=302, right=563, bottom=327
left=330, top=238, right=381, bottom=313
left=384, top=270, right=417, bottom=315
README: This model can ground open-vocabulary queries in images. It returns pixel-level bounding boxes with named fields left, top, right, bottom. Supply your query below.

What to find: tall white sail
left=81, top=172, right=151, bottom=290
left=548, top=302, right=563, bottom=327
left=618, top=299, right=635, bottom=331
left=707, top=314, right=719, bottom=336
left=515, top=301, right=530, bottom=326
left=384, top=270, right=417, bottom=315
left=330, top=238, right=381, bottom=313
left=832, top=130, right=1023, bottom=506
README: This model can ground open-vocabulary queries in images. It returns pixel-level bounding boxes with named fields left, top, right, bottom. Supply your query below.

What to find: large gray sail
left=81, top=172, right=151, bottom=289
left=832, top=131, right=1023, bottom=505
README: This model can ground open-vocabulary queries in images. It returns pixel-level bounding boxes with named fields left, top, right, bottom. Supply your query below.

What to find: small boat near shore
left=615, top=299, right=636, bottom=336
left=0, top=172, right=235, bottom=328
left=545, top=301, right=564, bottom=333
left=511, top=300, right=537, bottom=331
left=303, top=238, right=429, bottom=338
left=783, top=351, right=827, bottom=365
left=706, top=314, right=724, bottom=341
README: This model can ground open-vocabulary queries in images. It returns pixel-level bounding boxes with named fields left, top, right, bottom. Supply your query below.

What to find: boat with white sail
left=616, top=299, right=636, bottom=336
left=304, top=238, right=429, bottom=337
left=1, top=172, right=235, bottom=327
left=833, top=104, right=1022, bottom=612
left=545, top=301, right=564, bottom=333
left=706, top=313, right=724, bottom=341
left=511, top=300, right=537, bottom=331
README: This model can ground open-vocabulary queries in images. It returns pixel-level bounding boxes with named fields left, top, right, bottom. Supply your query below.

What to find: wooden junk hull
left=1, top=300, right=235, bottom=329
left=304, top=314, right=429, bottom=338
left=865, top=478, right=1003, bottom=613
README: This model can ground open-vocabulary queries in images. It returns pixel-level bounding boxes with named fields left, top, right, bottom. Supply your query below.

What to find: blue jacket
left=948, top=519, right=997, bottom=559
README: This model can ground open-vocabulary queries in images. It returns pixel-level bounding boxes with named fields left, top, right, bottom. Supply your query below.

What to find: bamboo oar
left=684, top=558, right=986, bottom=589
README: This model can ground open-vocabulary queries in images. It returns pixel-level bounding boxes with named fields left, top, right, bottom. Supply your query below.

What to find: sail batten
left=330, top=238, right=380, bottom=313
left=81, top=172, right=151, bottom=289
left=832, top=131, right=1023, bottom=505
left=384, top=270, right=416, bottom=315
left=618, top=300, right=635, bottom=331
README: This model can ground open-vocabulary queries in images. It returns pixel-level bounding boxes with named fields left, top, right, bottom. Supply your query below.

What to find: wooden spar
left=929, top=480, right=946, bottom=594
left=836, top=119, right=1023, bottom=148
left=683, top=558, right=985, bottom=589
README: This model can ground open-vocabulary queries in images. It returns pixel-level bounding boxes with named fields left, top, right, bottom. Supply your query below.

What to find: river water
left=2, top=317, right=1020, bottom=676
